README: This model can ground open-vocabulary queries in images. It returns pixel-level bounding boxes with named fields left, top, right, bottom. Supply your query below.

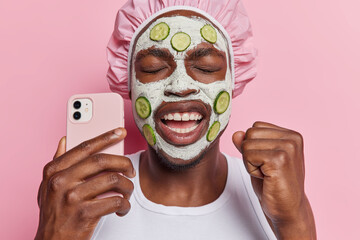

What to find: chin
left=156, top=148, right=207, bottom=172
left=152, top=128, right=224, bottom=172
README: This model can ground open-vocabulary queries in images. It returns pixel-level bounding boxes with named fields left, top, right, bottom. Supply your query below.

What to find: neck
left=139, top=140, right=228, bottom=207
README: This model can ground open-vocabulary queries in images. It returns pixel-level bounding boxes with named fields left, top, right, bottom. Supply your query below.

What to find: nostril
left=164, top=89, right=199, bottom=97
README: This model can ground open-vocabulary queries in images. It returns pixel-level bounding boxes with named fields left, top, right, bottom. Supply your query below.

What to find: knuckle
left=43, top=162, right=57, bottom=180
left=274, top=151, right=288, bottom=168
left=48, top=174, right=63, bottom=192
left=65, top=189, right=80, bottom=204
left=101, top=133, right=112, bottom=144
left=108, top=173, right=121, bottom=184
left=77, top=206, right=90, bottom=220
left=113, top=196, right=124, bottom=208
left=93, top=154, right=108, bottom=168
left=78, top=140, right=91, bottom=152
left=284, top=140, right=297, bottom=153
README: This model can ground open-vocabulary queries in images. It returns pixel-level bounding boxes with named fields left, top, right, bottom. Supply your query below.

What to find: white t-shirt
left=91, top=151, right=277, bottom=240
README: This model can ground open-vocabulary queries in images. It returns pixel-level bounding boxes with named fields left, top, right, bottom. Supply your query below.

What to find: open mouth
left=161, top=112, right=203, bottom=133
left=155, top=100, right=210, bottom=146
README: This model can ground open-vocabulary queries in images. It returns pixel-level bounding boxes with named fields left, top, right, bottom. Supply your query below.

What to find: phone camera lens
left=73, top=111, right=81, bottom=120
left=73, top=101, right=81, bottom=109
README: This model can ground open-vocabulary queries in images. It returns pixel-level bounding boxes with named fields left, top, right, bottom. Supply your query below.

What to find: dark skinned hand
left=233, top=121, right=316, bottom=240
left=35, top=128, right=135, bottom=240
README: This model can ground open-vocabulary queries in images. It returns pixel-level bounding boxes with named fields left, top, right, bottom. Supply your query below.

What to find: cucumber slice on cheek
left=207, top=121, right=220, bottom=142
left=150, top=22, right=170, bottom=41
left=214, top=91, right=230, bottom=114
left=135, top=97, right=151, bottom=119
left=143, top=124, right=156, bottom=146
left=171, top=32, right=191, bottom=52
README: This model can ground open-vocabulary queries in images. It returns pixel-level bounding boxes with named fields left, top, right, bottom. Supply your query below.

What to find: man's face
left=130, top=13, right=232, bottom=167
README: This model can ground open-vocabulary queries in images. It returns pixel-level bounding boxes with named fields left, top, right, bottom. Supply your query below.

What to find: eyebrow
left=136, top=48, right=174, bottom=62
left=186, top=48, right=225, bottom=61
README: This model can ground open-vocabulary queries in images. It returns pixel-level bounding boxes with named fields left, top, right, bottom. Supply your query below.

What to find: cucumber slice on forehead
left=201, top=24, right=217, bottom=44
left=135, top=96, right=151, bottom=119
left=150, top=22, right=170, bottom=41
left=171, top=32, right=191, bottom=52
left=143, top=124, right=156, bottom=146
left=207, top=121, right=220, bottom=142
left=214, top=91, right=230, bottom=114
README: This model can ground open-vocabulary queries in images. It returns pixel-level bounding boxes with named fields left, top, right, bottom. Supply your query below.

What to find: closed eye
left=142, top=67, right=167, bottom=74
left=194, top=66, right=221, bottom=73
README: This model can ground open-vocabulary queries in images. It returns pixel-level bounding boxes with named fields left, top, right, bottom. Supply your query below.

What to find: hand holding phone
left=35, top=93, right=134, bottom=240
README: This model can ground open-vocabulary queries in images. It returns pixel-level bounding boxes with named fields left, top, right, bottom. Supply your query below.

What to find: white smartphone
left=66, top=92, right=124, bottom=155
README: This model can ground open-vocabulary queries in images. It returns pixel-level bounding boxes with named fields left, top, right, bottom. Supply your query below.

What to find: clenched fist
left=233, top=121, right=316, bottom=240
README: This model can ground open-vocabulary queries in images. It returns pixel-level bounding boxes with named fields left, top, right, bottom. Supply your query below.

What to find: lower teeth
left=167, top=124, right=198, bottom=133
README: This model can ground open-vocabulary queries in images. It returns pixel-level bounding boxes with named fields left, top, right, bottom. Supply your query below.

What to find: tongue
left=165, top=120, right=198, bottom=129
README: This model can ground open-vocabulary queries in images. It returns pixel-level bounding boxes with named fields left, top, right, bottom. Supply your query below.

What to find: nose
left=164, top=87, right=199, bottom=97
left=164, top=62, right=200, bottom=97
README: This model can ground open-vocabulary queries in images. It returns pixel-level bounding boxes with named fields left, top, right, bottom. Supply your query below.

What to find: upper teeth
left=162, top=112, right=203, bottom=121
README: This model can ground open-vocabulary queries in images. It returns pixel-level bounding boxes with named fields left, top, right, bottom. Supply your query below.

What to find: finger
left=232, top=131, right=245, bottom=151
left=37, top=182, right=44, bottom=207
left=83, top=196, right=131, bottom=219
left=44, top=128, right=126, bottom=179
left=71, top=172, right=134, bottom=201
left=53, top=137, right=66, bottom=160
left=62, top=154, right=135, bottom=182
left=245, top=127, right=291, bottom=140
left=242, top=149, right=289, bottom=178
left=242, top=157, right=264, bottom=179
left=252, top=121, right=290, bottom=131
left=241, top=139, right=297, bottom=154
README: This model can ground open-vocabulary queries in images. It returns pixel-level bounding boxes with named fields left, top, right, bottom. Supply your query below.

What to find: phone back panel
left=66, top=93, right=124, bottom=155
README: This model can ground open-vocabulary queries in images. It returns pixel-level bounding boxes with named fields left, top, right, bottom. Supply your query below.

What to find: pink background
left=1, top=0, right=359, bottom=239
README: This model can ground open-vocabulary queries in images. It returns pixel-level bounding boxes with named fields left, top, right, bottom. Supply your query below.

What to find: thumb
left=53, top=136, right=66, bottom=159
left=232, top=131, right=246, bottom=153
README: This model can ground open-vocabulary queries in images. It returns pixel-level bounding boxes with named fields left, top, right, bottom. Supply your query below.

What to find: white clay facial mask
left=131, top=15, right=232, bottom=161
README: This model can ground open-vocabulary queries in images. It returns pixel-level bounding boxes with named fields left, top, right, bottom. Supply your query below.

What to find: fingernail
left=59, top=136, right=65, bottom=144
left=132, top=168, right=136, bottom=177
left=114, top=128, right=123, bottom=136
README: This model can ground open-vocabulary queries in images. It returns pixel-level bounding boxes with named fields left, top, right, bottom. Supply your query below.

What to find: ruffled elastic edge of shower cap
left=107, top=0, right=257, bottom=99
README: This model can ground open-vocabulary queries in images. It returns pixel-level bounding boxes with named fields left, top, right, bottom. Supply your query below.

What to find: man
left=35, top=0, right=316, bottom=239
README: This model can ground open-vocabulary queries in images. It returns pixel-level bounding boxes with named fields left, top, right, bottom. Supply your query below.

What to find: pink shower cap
left=107, top=0, right=257, bottom=99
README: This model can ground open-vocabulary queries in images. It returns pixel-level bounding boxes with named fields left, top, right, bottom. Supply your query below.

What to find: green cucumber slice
left=150, top=22, right=170, bottom=41
left=214, top=91, right=230, bottom=114
left=200, top=25, right=217, bottom=44
left=143, top=124, right=156, bottom=146
left=135, top=96, right=151, bottom=119
left=207, top=121, right=220, bottom=142
left=171, top=32, right=191, bottom=52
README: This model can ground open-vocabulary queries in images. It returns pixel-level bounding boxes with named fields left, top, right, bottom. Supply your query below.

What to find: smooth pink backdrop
left=1, top=0, right=359, bottom=239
